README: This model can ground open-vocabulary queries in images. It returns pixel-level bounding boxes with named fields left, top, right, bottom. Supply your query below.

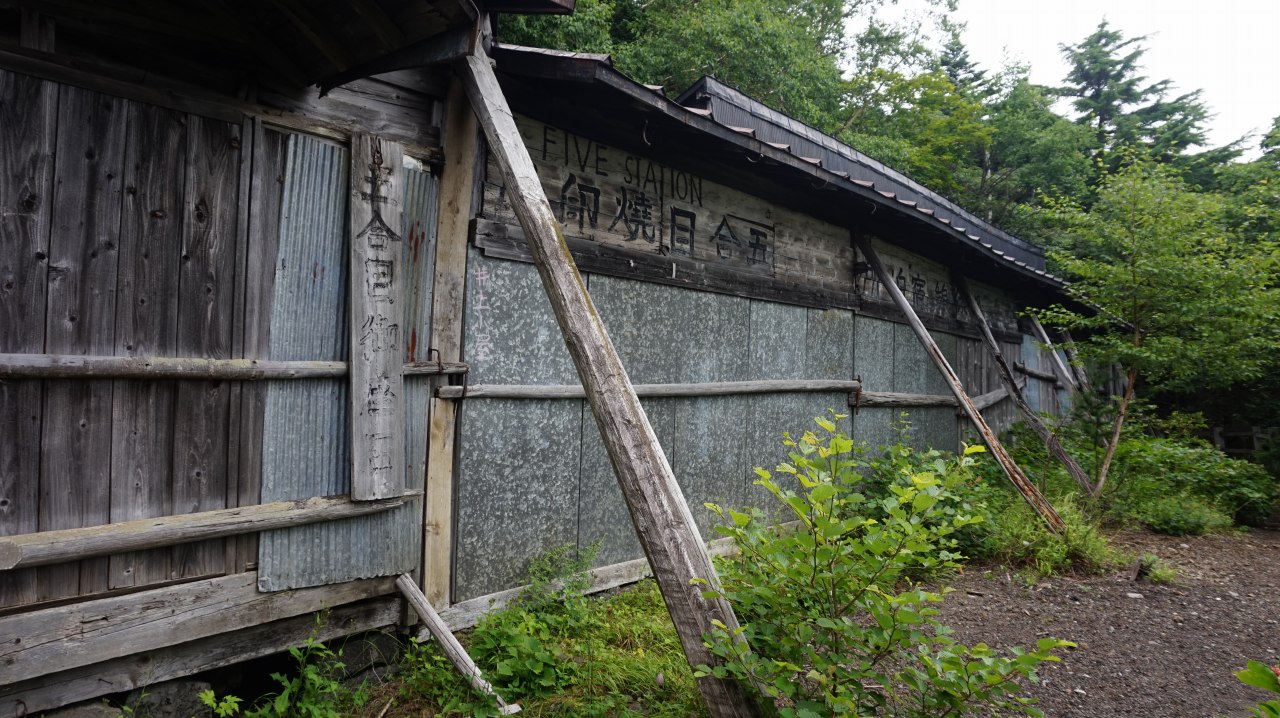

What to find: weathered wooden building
left=0, top=2, right=1081, bottom=713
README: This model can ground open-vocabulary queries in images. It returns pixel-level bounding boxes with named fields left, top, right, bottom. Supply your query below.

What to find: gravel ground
left=934, top=529, right=1280, bottom=718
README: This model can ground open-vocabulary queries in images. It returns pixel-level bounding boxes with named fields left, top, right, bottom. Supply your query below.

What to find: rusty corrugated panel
left=402, top=164, right=439, bottom=494
left=257, top=134, right=430, bottom=591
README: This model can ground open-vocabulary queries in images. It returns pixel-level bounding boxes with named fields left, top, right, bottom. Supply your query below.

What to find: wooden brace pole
left=955, top=276, right=1096, bottom=496
left=855, top=235, right=1064, bottom=533
left=397, top=575, right=521, bottom=714
left=459, top=46, right=755, bottom=716
left=1059, top=330, right=1094, bottom=395
left=1029, top=315, right=1078, bottom=392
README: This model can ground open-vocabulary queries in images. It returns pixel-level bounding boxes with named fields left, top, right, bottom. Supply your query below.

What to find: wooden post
left=955, top=276, right=1096, bottom=496
left=349, top=134, right=407, bottom=500
left=397, top=575, right=521, bottom=714
left=421, top=76, right=480, bottom=607
left=1029, top=315, right=1077, bottom=392
left=1060, top=330, right=1094, bottom=395
left=855, top=235, right=1064, bottom=533
left=459, top=47, right=755, bottom=716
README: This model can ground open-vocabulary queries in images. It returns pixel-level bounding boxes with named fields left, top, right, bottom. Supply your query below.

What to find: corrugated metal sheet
left=402, top=167, right=439, bottom=494
left=257, top=135, right=428, bottom=591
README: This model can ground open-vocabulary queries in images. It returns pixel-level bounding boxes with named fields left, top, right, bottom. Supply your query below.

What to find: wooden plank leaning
left=459, top=47, right=755, bottom=717
left=954, top=275, right=1096, bottom=496
left=854, top=235, right=1065, bottom=533
left=397, top=575, right=521, bottom=714
left=1029, top=314, right=1078, bottom=392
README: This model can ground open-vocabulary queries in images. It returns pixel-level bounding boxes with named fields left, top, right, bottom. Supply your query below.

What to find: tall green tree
left=1041, top=161, right=1278, bottom=494
left=1056, top=20, right=1237, bottom=181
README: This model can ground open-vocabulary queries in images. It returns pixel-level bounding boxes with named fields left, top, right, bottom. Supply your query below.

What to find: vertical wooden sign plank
left=39, top=86, right=128, bottom=600
left=172, top=115, right=242, bottom=578
left=0, top=70, right=57, bottom=608
left=349, top=134, right=406, bottom=501
left=109, top=103, right=186, bottom=589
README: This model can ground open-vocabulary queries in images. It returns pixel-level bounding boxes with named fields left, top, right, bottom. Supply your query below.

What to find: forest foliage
left=498, top=0, right=1280, bottom=433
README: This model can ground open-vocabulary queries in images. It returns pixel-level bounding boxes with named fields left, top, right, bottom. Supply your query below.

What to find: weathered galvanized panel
left=801, top=307, right=854, bottom=428
left=890, top=324, right=956, bottom=451
left=0, top=70, right=57, bottom=607
left=1021, top=333, right=1043, bottom=415
left=852, top=315, right=898, bottom=453
left=38, top=85, right=128, bottom=601
left=258, top=134, right=418, bottom=591
left=743, top=301, right=809, bottom=509
left=453, top=249, right=580, bottom=600
left=668, top=289, right=751, bottom=538
left=108, top=102, right=187, bottom=589
left=577, top=275, right=680, bottom=566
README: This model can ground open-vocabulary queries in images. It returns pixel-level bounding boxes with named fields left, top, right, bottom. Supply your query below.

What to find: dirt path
left=935, top=529, right=1280, bottom=718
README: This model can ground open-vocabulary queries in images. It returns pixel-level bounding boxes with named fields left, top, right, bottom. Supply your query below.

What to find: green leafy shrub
left=700, top=415, right=1072, bottom=717
left=1132, top=493, right=1233, bottom=536
left=197, top=627, right=348, bottom=718
left=1109, top=436, right=1278, bottom=528
left=1234, top=660, right=1280, bottom=718
left=977, top=492, right=1121, bottom=575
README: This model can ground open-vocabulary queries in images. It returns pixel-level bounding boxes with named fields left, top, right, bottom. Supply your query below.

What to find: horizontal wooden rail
left=855, top=391, right=958, bottom=408
left=0, top=353, right=467, bottom=380
left=1014, top=361, right=1061, bottom=384
left=437, top=379, right=861, bottom=400
left=968, top=383, right=1018, bottom=413
left=0, top=493, right=419, bottom=570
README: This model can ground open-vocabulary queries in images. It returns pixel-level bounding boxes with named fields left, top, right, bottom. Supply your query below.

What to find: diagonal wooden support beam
left=398, top=575, right=522, bottom=714
left=1060, top=330, right=1094, bottom=394
left=1029, top=314, right=1078, bottom=392
left=458, top=45, right=755, bottom=717
left=954, top=275, right=1096, bottom=496
left=855, top=235, right=1064, bottom=533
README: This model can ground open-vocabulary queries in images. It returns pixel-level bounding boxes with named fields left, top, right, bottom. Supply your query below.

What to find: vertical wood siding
left=0, top=70, right=287, bottom=609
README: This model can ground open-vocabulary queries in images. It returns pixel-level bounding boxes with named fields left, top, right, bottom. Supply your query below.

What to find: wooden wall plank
left=233, top=123, right=286, bottom=576
left=108, top=102, right=187, bottom=589
left=0, top=69, right=57, bottom=608
left=171, top=115, right=242, bottom=578
left=0, top=572, right=397, bottom=687
left=347, top=133, right=406, bottom=500
left=0, top=596, right=401, bottom=717
left=38, top=85, right=128, bottom=601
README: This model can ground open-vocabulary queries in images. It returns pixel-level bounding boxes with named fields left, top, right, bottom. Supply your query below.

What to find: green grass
left=390, top=579, right=705, bottom=718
